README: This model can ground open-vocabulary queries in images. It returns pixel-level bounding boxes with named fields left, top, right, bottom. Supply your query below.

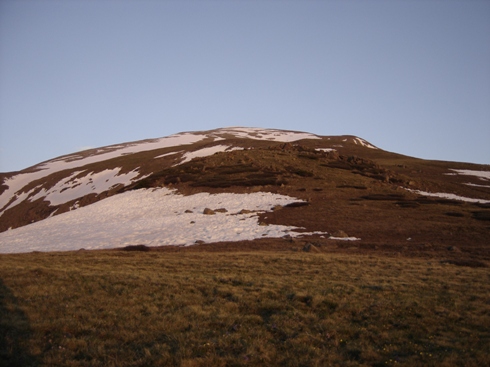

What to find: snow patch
left=212, top=127, right=321, bottom=142
left=328, top=236, right=361, bottom=241
left=0, top=185, right=40, bottom=214
left=37, top=133, right=209, bottom=172
left=447, top=169, right=490, bottom=181
left=353, top=137, right=378, bottom=149
left=0, top=188, right=327, bottom=254
left=28, top=168, right=141, bottom=206
left=405, top=189, right=490, bottom=204
left=154, top=151, right=183, bottom=159
left=178, top=145, right=244, bottom=165
left=464, top=183, right=490, bottom=188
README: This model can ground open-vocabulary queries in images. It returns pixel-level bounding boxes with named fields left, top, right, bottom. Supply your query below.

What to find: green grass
left=1, top=249, right=489, bottom=366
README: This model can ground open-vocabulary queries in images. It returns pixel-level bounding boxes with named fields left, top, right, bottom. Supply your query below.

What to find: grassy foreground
left=1, top=249, right=489, bottom=366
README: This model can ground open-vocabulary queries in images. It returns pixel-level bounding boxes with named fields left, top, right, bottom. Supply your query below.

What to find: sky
left=0, top=0, right=489, bottom=172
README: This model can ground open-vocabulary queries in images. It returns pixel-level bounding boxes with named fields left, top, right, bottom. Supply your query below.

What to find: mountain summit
left=0, top=127, right=489, bottom=255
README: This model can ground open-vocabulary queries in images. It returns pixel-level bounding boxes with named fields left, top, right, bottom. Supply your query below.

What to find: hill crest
left=0, top=127, right=375, bottom=223
left=1, top=127, right=489, bottom=255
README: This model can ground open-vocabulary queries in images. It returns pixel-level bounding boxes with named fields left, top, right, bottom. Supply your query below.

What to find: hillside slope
left=1, top=127, right=489, bottom=256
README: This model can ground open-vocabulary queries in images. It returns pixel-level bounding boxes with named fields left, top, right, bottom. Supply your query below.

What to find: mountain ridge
left=1, top=127, right=489, bottom=256
left=0, top=127, right=378, bottom=225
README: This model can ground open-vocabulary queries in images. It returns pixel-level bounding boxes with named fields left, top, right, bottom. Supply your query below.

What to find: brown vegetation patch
left=445, top=211, right=464, bottom=217
left=440, top=259, right=488, bottom=268
left=361, top=194, right=407, bottom=201
left=396, top=201, right=421, bottom=208
left=416, top=197, right=464, bottom=206
left=120, top=244, right=150, bottom=252
left=472, top=210, right=490, bottom=221
left=283, top=201, right=309, bottom=208
left=337, top=185, right=368, bottom=190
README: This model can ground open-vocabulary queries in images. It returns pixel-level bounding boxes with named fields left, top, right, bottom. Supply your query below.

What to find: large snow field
left=0, top=188, right=326, bottom=254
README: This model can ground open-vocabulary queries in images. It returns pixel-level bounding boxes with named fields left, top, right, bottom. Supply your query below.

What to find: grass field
left=1, top=247, right=489, bottom=366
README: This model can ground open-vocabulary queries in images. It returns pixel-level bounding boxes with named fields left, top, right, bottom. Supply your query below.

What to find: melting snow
left=154, top=151, right=183, bottom=159
left=178, top=145, right=244, bottom=165
left=214, top=127, right=321, bottom=142
left=444, top=169, right=490, bottom=189
left=447, top=169, right=490, bottom=181
left=0, top=186, right=40, bottom=214
left=353, top=137, right=378, bottom=149
left=39, top=133, right=209, bottom=173
left=1, top=168, right=142, bottom=215
left=328, top=236, right=361, bottom=241
left=28, top=168, right=141, bottom=206
left=0, top=188, right=326, bottom=254
left=405, top=189, right=490, bottom=204
left=464, top=183, right=490, bottom=188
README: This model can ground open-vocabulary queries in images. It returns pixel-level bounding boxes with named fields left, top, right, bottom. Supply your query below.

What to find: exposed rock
left=214, top=208, right=228, bottom=213
left=284, top=201, right=309, bottom=208
left=303, top=243, right=321, bottom=253
left=203, top=208, right=215, bottom=215
left=120, top=244, right=150, bottom=252
left=280, top=143, right=294, bottom=151
left=332, top=230, right=349, bottom=238
left=238, top=209, right=253, bottom=214
left=185, top=209, right=193, bottom=213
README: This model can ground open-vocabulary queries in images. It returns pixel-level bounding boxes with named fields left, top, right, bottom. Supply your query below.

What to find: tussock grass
left=1, top=250, right=489, bottom=366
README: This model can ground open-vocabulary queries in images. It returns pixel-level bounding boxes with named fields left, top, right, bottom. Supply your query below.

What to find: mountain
left=0, top=127, right=489, bottom=255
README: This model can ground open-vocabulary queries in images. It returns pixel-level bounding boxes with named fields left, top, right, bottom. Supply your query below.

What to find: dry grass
left=1, top=248, right=489, bottom=366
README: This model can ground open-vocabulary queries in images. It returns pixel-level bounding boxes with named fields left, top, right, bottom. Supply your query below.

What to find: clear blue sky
left=1, top=0, right=489, bottom=172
